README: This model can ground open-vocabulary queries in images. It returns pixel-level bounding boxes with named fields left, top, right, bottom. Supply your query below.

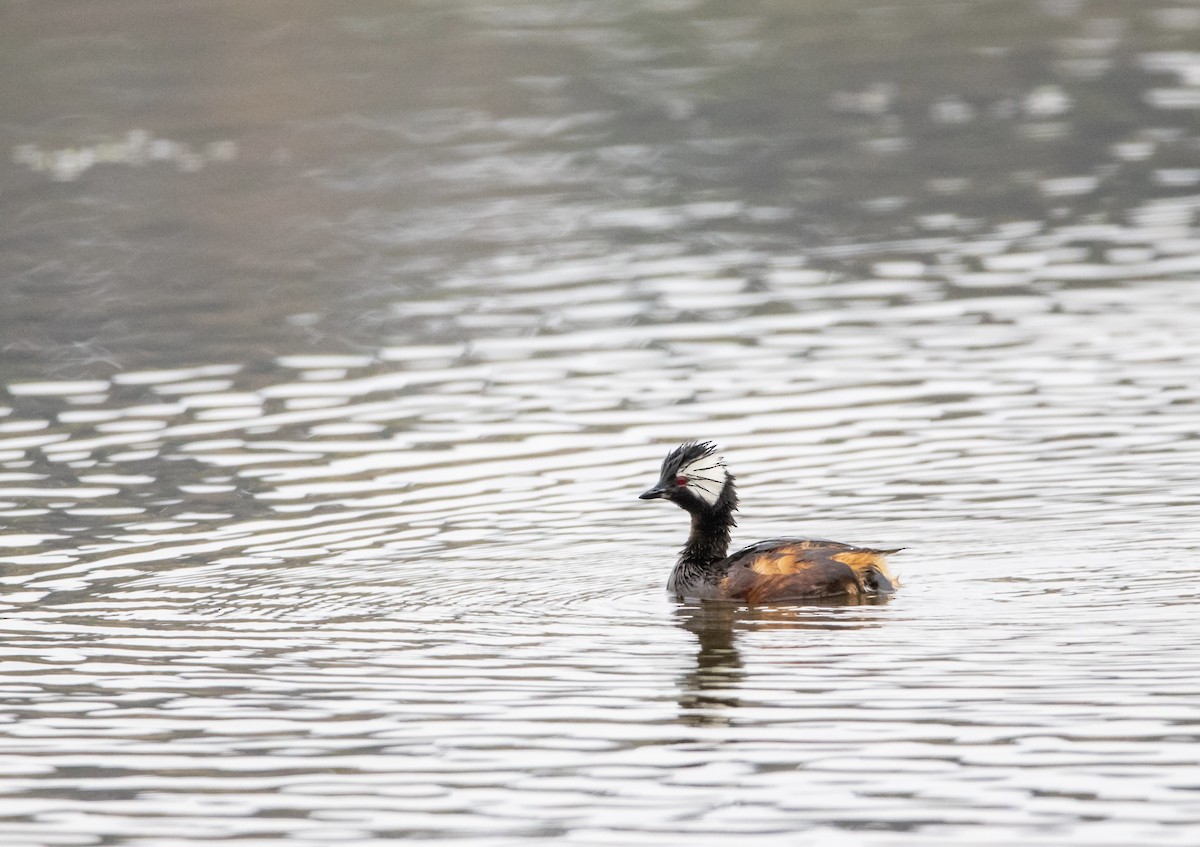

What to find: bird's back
left=718, top=538, right=900, bottom=603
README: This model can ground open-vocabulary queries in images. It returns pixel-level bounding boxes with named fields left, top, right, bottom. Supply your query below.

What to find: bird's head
left=639, top=441, right=734, bottom=514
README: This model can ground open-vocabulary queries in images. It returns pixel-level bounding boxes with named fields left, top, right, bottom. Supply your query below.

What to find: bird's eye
left=675, top=476, right=688, bottom=487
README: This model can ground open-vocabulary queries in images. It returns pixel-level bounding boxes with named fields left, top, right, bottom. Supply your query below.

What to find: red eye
left=675, top=476, right=688, bottom=487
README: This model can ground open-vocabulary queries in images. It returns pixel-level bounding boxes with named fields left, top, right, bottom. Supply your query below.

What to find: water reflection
left=674, top=598, right=893, bottom=726
left=675, top=603, right=745, bottom=726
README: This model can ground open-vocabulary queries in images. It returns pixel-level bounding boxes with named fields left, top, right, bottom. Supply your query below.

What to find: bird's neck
left=669, top=499, right=737, bottom=590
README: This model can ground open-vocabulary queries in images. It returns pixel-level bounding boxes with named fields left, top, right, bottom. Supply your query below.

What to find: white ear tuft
left=680, top=453, right=727, bottom=506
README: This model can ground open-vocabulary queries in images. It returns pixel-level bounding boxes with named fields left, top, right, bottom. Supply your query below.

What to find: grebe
left=639, top=441, right=899, bottom=603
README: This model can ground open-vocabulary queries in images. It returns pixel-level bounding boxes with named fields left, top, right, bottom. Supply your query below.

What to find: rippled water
left=3, top=1, right=1200, bottom=845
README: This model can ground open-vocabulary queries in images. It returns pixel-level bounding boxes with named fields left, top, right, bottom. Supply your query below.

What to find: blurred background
left=5, top=0, right=1199, bottom=375
left=2, top=1, right=1200, bottom=845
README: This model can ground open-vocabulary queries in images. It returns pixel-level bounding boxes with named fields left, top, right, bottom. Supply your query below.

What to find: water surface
left=2, top=1, right=1200, bottom=844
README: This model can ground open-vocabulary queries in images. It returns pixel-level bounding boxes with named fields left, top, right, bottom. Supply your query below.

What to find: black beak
left=639, top=486, right=666, bottom=500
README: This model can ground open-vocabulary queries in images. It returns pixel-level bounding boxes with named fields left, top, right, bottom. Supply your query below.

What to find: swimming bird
left=639, top=441, right=899, bottom=603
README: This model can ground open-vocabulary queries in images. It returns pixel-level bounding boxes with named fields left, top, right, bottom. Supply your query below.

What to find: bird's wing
left=727, top=539, right=900, bottom=592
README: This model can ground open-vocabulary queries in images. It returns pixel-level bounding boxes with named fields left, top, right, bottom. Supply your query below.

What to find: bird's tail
left=864, top=564, right=898, bottom=594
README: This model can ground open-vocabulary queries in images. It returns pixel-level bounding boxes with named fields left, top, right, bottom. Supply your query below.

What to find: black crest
left=658, top=440, right=718, bottom=481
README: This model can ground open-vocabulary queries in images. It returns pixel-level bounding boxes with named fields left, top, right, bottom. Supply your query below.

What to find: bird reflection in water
left=673, top=596, right=892, bottom=727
